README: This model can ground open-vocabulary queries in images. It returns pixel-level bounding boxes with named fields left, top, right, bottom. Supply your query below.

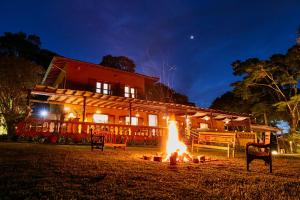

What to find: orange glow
left=165, top=121, right=189, bottom=160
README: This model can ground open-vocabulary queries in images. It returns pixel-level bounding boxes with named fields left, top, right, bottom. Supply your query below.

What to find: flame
left=165, top=121, right=188, bottom=160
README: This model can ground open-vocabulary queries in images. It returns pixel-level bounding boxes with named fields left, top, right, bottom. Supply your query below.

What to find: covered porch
left=16, top=85, right=257, bottom=146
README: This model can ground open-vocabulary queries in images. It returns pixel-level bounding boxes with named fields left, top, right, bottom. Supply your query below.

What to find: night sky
left=1, top=0, right=300, bottom=107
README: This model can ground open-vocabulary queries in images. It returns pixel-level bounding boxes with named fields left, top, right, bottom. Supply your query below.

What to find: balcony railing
left=16, top=119, right=167, bottom=145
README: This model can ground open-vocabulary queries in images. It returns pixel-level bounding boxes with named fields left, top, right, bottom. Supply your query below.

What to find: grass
left=0, top=142, right=300, bottom=199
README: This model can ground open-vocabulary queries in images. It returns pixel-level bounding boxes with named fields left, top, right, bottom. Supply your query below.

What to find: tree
left=231, top=44, right=300, bottom=135
left=0, top=57, right=44, bottom=139
left=145, top=82, right=194, bottom=106
left=210, top=91, right=285, bottom=125
left=100, top=55, right=136, bottom=72
left=0, top=32, right=57, bottom=69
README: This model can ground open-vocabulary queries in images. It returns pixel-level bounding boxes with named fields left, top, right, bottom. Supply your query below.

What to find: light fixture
left=96, top=110, right=101, bottom=114
left=68, top=112, right=75, bottom=119
left=271, top=150, right=278, bottom=155
left=64, top=107, right=70, bottom=112
left=203, top=116, right=210, bottom=121
left=224, top=118, right=230, bottom=124
left=40, top=110, right=48, bottom=118
left=135, top=113, right=140, bottom=117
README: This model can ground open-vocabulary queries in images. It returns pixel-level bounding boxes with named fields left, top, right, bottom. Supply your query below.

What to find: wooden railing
left=16, top=119, right=167, bottom=145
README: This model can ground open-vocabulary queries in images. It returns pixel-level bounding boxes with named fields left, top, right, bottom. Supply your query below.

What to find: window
left=124, top=86, right=136, bottom=98
left=199, top=123, right=209, bottom=130
left=96, top=82, right=111, bottom=94
left=148, top=114, right=158, bottom=127
left=93, top=114, right=109, bottom=123
left=125, top=116, right=138, bottom=125
left=96, top=82, right=101, bottom=93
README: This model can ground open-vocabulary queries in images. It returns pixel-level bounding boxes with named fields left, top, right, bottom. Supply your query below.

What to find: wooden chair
left=90, top=129, right=105, bottom=151
left=246, top=142, right=272, bottom=173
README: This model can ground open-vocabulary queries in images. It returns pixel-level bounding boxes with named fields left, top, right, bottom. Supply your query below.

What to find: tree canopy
left=0, top=32, right=57, bottom=69
left=0, top=57, right=44, bottom=138
left=100, top=55, right=136, bottom=72
left=0, top=32, right=57, bottom=139
left=211, top=43, right=300, bottom=135
left=146, top=82, right=194, bottom=106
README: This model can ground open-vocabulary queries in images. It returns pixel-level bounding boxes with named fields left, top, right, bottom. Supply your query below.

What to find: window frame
left=124, top=86, right=136, bottom=98
left=148, top=114, right=158, bottom=127
left=96, top=82, right=111, bottom=95
left=93, top=114, right=109, bottom=123
left=125, top=116, right=138, bottom=125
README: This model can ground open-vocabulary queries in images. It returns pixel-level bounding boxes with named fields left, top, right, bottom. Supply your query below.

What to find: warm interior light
left=68, top=112, right=75, bottom=119
left=93, top=114, right=108, bottom=123
left=135, top=113, right=140, bottom=117
left=271, top=150, right=278, bottom=155
left=96, top=110, right=101, bottom=114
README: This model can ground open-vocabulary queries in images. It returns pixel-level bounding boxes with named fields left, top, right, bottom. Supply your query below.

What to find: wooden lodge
left=17, top=56, right=278, bottom=148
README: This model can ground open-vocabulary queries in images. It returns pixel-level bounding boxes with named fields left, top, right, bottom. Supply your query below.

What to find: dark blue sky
left=1, top=0, right=300, bottom=107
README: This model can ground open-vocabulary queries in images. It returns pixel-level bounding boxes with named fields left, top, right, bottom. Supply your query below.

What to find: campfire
left=144, top=120, right=208, bottom=165
left=164, top=121, right=192, bottom=164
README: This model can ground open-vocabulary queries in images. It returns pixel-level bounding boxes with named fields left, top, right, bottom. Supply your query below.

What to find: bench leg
left=227, top=144, right=230, bottom=158
left=269, top=156, right=272, bottom=173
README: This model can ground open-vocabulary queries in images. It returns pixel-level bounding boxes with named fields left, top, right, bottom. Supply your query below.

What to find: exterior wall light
left=40, top=110, right=48, bottom=118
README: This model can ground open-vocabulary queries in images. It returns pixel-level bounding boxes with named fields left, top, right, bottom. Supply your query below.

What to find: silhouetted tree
left=0, top=32, right=57, bottom=69
left=146, top=82, right=194, bottom=105
left=231, top=44, right=300, bottom=136
left=0, top=57, right=44, bottom=139
left=100, top=55, right=136, bottom=72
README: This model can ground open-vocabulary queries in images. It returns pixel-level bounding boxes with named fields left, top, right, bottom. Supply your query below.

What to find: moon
left=190, top=35, right=194, bottom=40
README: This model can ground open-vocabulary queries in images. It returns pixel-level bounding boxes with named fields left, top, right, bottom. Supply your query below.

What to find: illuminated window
left=125, top=116, right=138, bottom=125
left=200, top=123, right=208, bottom=130
left=148, top=114, right=158, bottom=127
left=124, top=86, right=136, bottom=98
left=93, top=114, right=109, bottom=123
left=96, top=82, right=111, bottom=94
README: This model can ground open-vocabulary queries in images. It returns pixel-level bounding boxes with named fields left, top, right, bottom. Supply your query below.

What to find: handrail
left=16, top=119, right=167, bottom=145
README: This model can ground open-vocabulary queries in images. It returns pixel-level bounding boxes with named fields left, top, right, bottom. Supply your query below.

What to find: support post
left=82, top=96, right=87, bottom=122
left=210, top=111, right=213, bottom=130
left=129, top=102, right=132, bottom=125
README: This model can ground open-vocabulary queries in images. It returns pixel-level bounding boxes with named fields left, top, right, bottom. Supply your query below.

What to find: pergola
left=30, top=85, right=250, bottom=123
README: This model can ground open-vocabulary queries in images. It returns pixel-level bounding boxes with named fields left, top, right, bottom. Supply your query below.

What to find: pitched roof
left=42, top=56, right=159, bottom=86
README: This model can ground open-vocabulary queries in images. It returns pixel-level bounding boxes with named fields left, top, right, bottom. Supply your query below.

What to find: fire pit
left=143, top=120, right=207, bottom=165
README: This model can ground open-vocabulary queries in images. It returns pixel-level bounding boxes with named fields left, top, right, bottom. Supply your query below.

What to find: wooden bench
left=192, top=132, right=236, bottom=158
left=246, top=142, right=272, bottom=173
left=103, top=132, right=127, bottom=150
left=105, top=142, right=127, bottom=150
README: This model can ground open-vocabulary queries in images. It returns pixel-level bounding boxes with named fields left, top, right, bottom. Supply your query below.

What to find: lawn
left=0, top=143, right=299, bottom=199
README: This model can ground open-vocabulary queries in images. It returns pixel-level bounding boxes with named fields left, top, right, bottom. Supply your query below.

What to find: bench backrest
left=198, top=133, right=236, bottom=144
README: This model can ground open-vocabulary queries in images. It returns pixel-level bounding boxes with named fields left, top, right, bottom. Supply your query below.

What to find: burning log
left=199, top=155, right=205, bottom=163
left=192, top=157, right=199, bottom=163
left=153, top=156, right=162, bottom=162
left=143, top=155, right=152, bottom=161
